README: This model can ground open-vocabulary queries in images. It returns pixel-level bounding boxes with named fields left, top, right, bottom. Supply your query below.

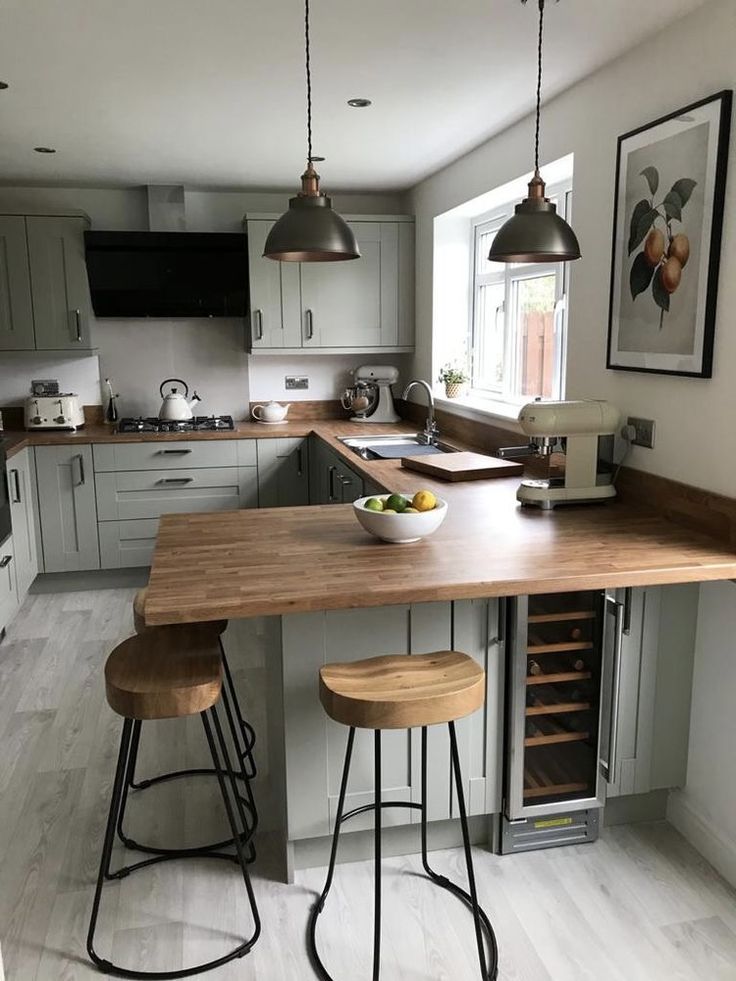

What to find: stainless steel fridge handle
left=600, top=596, right=625, bottom=783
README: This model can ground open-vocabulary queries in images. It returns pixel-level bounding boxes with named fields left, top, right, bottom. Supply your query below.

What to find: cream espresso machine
left=498, top=399, right=621, bottom=509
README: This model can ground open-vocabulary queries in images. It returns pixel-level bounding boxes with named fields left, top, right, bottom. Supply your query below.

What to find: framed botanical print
left=607, top=90, right=732, bottom=377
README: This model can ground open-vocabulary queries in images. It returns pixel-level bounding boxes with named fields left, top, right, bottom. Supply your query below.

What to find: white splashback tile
left=248, top=353, right=412, bottom=403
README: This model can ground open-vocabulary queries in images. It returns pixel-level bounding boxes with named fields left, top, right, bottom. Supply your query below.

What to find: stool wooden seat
left=105, top=628, right=222, bottom=721
left=319, top=651, right=485, bottom=730
left=133, top=587, right=227, bottom=637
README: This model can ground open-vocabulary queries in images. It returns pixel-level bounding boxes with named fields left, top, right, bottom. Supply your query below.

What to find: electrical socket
left=627, top=416, right=655, bottom=449
left=285, top=375, right=309, bottom=390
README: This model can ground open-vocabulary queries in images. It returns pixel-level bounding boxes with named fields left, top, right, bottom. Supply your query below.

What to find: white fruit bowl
left=353, top=495, right=448, bottom=544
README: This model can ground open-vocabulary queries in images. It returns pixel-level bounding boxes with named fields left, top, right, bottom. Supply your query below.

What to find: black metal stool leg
left=307, top=727, right=355, bottom=980
left=373, top=729, right=382, bottom=981
left=87, top=719, right=134, bottom=971
left=220, top=638, right=257, bottom=780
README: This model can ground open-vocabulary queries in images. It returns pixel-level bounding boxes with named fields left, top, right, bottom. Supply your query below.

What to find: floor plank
left=1, top=587, right=735, bottom=980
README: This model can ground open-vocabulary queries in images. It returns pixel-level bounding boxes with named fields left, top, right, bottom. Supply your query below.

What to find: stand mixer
left=341, top=365, right=401, bottom=423
left=498, top=399, right=621, bottom=509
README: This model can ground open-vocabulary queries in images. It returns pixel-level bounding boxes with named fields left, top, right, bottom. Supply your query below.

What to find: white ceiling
left=0, top=0, right=708, bottom=192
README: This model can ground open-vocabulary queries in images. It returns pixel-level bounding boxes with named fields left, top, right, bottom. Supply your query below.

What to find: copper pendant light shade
left=489, top=0, right=581, bottom=264
left=264, top=0, right=359, bottom=262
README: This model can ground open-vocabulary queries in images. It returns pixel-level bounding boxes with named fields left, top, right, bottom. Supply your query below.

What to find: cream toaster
left=25, top=394, right=85, bottom=431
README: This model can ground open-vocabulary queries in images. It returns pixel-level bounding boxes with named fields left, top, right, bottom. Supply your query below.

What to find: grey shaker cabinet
left=6, top=448, right=39, bottom=599
left=35, top=445, right=100, bottom=572
left=280, top=599, right=503, bottom=842
left=256, top=438, right=309, bottom=507
left=0, top=537, right=18, bottom=636
left=309, top=439, right=364, bottom=504
left=26, top=216, right=93, bottom=351
left=604, top=584, right=698, bottom=799
left=0, top=216, right=36, bottom=350
left=247, top=219, right=302, bottom=349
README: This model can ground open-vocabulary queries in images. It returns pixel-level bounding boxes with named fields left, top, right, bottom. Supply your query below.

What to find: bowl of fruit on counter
left=353, top=490, right=448, bottom=543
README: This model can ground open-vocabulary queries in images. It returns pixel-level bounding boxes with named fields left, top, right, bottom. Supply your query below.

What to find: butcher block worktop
left=144, top=422, right=736, bottom=625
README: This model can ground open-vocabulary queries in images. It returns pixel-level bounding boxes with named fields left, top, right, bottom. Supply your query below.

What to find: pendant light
left=263, top=0, right=359, bottom=262
left=488, top=0, right=580, bottom=263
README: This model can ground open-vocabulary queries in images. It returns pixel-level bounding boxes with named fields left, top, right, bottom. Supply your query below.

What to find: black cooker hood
left=84, top=230, right=248, bottom=319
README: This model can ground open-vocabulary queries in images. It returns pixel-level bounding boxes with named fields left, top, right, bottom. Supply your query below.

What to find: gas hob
left=117, top=415, right=235, bottom=434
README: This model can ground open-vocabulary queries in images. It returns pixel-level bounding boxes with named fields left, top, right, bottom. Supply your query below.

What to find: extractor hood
left=84, top=186, right=249, bottom=319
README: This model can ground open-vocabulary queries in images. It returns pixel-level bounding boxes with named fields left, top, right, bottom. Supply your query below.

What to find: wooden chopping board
left=400, top=451, right=523, bottom=482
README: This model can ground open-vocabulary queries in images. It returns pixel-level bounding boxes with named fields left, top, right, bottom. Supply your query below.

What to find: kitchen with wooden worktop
left=2, top=1, right=736, bottom=979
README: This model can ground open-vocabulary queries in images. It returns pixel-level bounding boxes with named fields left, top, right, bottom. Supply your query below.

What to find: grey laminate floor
left=1, top=587, right=735, bottom=980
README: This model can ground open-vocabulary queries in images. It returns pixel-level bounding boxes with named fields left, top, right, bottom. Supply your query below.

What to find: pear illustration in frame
left=607, top=90, right=732, bottom=377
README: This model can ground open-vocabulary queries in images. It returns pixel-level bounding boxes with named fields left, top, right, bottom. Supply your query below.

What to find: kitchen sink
left=338, top=433, right=458, bottom=460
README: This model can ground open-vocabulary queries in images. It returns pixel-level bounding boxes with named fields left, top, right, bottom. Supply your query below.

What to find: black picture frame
left=606, top=90, right=732, bottom=378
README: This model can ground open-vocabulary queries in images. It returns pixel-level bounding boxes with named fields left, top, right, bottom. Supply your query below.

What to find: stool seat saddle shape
left=319, top=651, right=485, bottom=729
left=105, top=628, right=222, bottom=720
left=310, top=649, right=499, bottom=981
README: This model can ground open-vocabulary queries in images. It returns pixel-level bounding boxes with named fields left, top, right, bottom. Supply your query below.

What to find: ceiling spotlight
left=34, top=146, right=57, bottom=154
left=0, top=82, right=8, bottom=90
left=347, top=98, right=371, bottom=108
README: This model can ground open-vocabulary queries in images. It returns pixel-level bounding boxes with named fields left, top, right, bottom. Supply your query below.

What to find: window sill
left=433, top=392, right=523, bottom=430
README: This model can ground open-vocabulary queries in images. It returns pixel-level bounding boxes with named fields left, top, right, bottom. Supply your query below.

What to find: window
left=469, top=181, right=572, bottom=403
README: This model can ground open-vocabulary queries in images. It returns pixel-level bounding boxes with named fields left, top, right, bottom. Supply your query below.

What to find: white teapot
left=251, top=401, right=290, bottom=423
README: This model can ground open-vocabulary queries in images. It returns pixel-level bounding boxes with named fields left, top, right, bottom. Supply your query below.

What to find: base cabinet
left=6, top=448, right=39, bottom=598
left=310, top=438, right=365, bottom=505
left=0, top=538, right=18, bottom=635
left=35, top=445, right=99, bottom=572
left=257, top=438, right=309, bottom=507
left=281, top=600, right=503, bottom=842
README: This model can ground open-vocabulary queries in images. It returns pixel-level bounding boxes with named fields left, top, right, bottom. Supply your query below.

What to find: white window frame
left=468, top=179, right=572, bottom=405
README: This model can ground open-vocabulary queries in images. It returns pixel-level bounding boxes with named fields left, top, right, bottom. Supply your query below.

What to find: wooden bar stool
left=309, top=651, right=499, bottom=981
left=124, top=589, right=258, bottom=848
left=86, top=627, right=260, bottom=978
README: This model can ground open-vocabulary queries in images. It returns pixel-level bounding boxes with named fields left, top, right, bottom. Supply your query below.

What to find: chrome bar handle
left=10, top=469, right=21, bottom=503
left=74, top=453, right=85, bottom=486
left=328, top=465, right=337, bottom=501
left=158, top=448, right=192, bottom=455
left=0, top=555, right=11, bottom=569
left=305, top=309, right=314, bottom=341
left=157, top=477, right=194, bottom=485
left=74, top=309, right=82, bottom=342
left=253, top=309, right=263, bottom=341
left=296, top=445, right=304, bottom=477
left=600, top=595, right=624, bottom=783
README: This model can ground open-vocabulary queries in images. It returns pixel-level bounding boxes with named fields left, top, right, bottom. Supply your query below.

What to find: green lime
left=364, top=498, right=384, bottom=512
left=382, top=508, right=397, bottom=514
left=386, top=494, right=407, bottom=512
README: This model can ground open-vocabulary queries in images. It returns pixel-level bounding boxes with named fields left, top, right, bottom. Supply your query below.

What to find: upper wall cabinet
left=245, top=214, right=414, bottom=354
left=0, top=213, right=93, bottom=352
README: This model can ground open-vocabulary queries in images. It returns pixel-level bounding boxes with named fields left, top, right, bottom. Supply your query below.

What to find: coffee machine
left=341, top=365, right=401, bottom=423
left=498, top=399, right=621, bottom=509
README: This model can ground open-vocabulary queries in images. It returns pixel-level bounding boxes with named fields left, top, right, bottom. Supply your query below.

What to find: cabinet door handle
left=305, top=309, right=314, bottom=341
left=158, top=448, right=192, bottom=455
left=10, top=469, right=21, bottom=503
left=0, top=555, right=11, bottom=569
left=253, top=309, right=263, bottom=341
left=296, top=445, right=304, bottom=477
left=73, top=453, right=85, bottom=486
left=600, top=595, right=624, bottom=783
left=328, top=465, right=337, bottom=501
left=74, top=309, right=82, bottom=342
left=156, top=477, right=194, bottom=485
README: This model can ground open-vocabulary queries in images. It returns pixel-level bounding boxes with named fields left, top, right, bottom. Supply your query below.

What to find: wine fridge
left=501, top=589, right=627, bottom=853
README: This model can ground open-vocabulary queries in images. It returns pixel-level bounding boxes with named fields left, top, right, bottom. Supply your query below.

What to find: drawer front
left=95, top=467, right=258, bottom=520
left=93, top=439, right=256, bottom=472
left=99, top=519, right=159, bottom=569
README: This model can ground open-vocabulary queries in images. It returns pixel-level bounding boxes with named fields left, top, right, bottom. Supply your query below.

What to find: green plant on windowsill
left=437, top=364, right=469, bottom=399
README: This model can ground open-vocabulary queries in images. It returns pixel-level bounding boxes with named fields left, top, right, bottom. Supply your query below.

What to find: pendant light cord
left=534, top=0, right=544, bottom=176
left=305, top=0, right=313, bottom=164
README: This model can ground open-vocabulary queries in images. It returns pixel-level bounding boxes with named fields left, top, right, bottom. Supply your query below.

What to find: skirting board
left=667, top=790, right=736, bottom=889
left=31, top=568, right=150, bottom=593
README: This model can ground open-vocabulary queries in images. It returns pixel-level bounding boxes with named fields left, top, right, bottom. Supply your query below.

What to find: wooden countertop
left=143, top=422, right=736, bottom=625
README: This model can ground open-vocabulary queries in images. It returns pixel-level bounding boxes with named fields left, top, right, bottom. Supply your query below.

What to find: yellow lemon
left=412, top=490, right=437, bottom=512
